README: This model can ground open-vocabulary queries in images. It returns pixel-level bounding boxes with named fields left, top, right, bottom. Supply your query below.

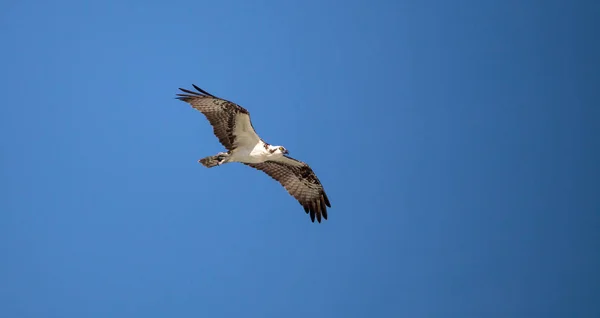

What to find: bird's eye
left=279, top=147, right=284, bottom=151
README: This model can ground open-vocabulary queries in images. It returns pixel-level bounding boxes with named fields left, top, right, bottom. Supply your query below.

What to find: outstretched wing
left=176, top=84, right=261, bottom=151
left=245, top=156, right=331, bottom=223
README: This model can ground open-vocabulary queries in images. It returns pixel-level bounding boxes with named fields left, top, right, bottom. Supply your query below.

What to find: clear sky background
left=1, top=0, right=598, bottom=317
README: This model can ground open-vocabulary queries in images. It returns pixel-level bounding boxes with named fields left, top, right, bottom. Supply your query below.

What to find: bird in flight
left=175, top=84, right=331, bottom=223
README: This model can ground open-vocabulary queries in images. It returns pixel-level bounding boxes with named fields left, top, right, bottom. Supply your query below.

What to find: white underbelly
left=229, top=147, right=270, bottom=163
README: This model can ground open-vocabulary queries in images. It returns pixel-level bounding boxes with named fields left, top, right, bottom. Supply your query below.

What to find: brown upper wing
left=176, top=84, right=257, bottom=151
left=245, top=156, right=331, bottom=223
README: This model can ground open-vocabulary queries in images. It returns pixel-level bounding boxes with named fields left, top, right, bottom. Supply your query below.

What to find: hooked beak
left=284, top=149, right=289, bottom=155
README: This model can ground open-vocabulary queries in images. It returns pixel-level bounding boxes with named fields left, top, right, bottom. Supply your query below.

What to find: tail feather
left=199, top=153, right=227, bottom=168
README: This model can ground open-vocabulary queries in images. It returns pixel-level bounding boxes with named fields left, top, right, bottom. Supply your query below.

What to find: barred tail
left=199, top=153, right=227, bottom=168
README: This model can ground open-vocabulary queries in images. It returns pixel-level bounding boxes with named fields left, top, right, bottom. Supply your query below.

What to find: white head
left=268, top=145, right=289, bottom=156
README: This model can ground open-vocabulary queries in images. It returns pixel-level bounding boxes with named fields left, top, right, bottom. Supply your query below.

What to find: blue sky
left=1, top=0, right=598, bottom=317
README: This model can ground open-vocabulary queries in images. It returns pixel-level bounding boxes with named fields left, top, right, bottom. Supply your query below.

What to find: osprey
left=175, top=84, right=331, bottom=223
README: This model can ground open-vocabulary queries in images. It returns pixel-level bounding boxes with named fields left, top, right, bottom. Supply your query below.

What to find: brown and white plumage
left=175, top=84, right=331, bottom=223
left=176, top=84, right=258, bottom=151
left=244, top=157, right=331, bottom=223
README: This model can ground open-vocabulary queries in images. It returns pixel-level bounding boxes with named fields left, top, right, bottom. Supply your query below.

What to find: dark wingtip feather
left=192, top=84, right=216, bottom=97
left=320, top=199, right=328, bottom=219
left=313, top=201, right=322, bottom=223
left=176, top=85, right=218, bottom=100
left=178, top=87, right=200, bottom=95
left=323, top=192, right=331, bottom=207
left=301, top=197, right=330, bottom=223
left=175, top=88, right=202, bottom=103
left=175, top=96, right=192, bottom=102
